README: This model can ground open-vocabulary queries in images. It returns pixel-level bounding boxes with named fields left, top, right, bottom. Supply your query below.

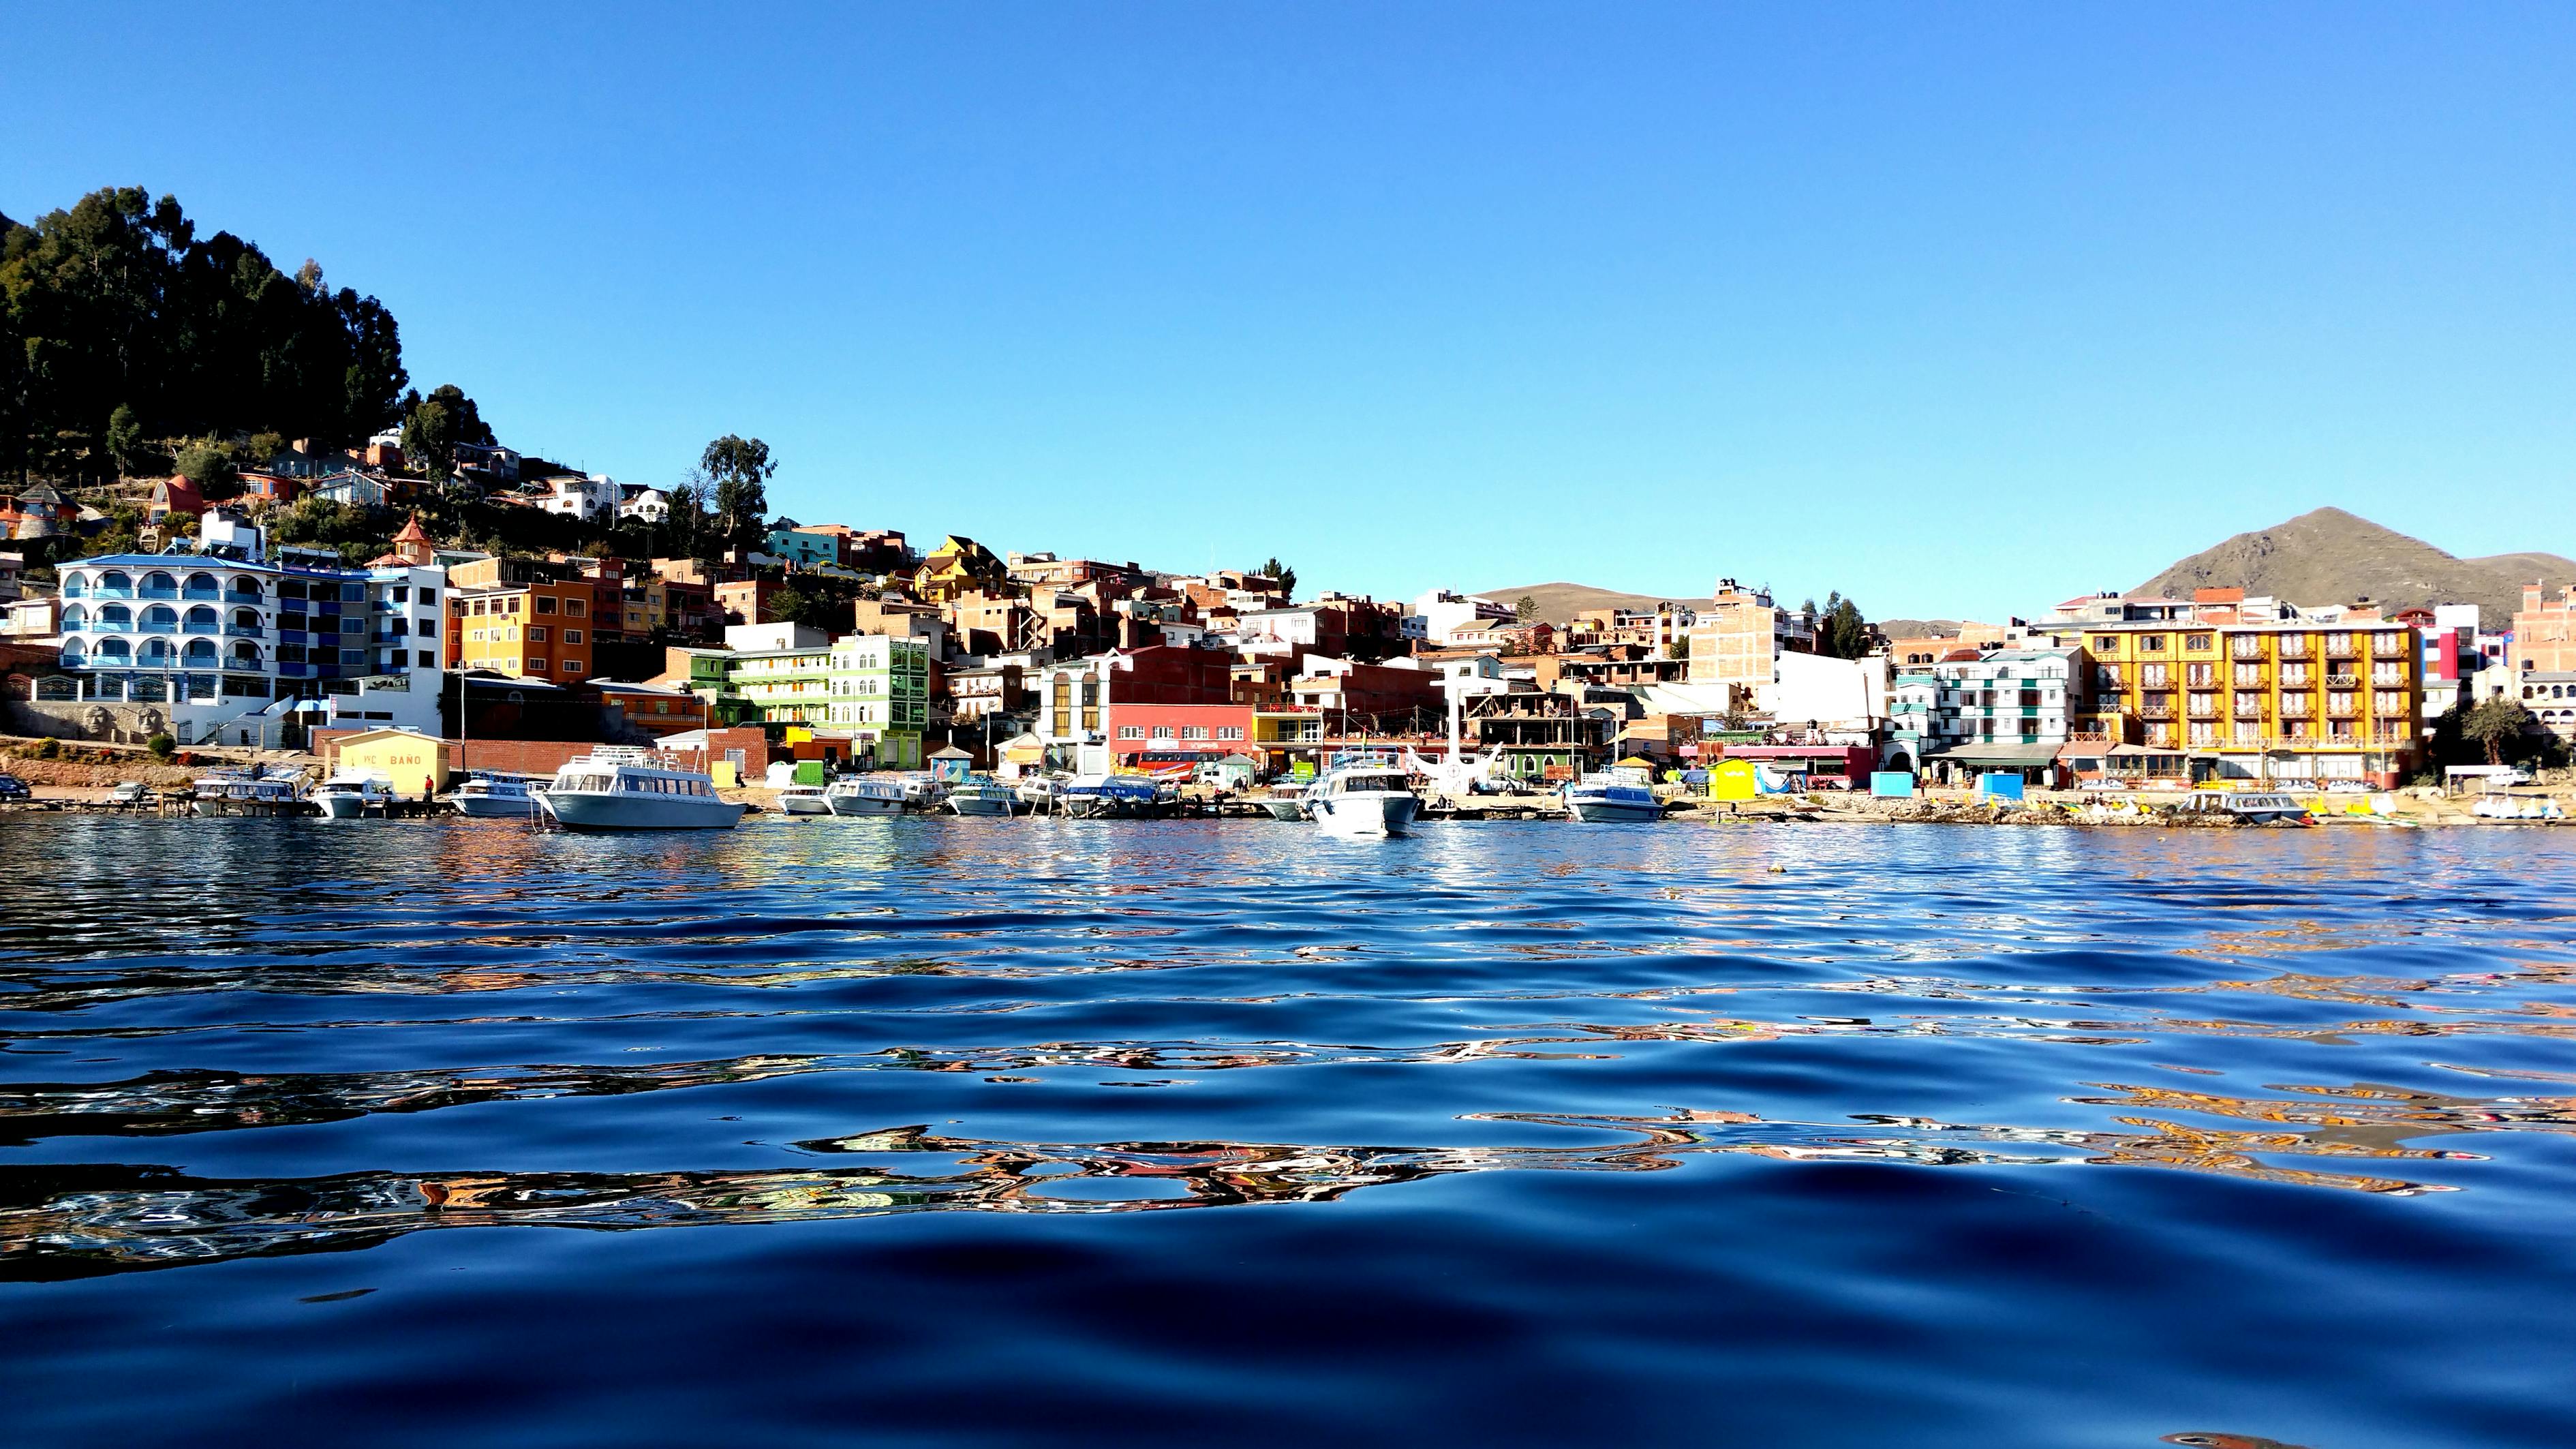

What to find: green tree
left=104, top=403, right=144, bottom=476
left=2462, top=698, right=2535, bottom=766
left=1813, top=590, right=1872, bottom=660
left=1514, top=595, right=1539, bottom=622
left=699, top=435, right=774, bottom=549
left=1253, top=557, right=1297, bottom=596
left=399, top=384, right=491, bottom=481
left=0, top=187, right=411, bottom=479
left=146, top=733, right=176, bottom=761
left=173, top=438, right=236, bottom=493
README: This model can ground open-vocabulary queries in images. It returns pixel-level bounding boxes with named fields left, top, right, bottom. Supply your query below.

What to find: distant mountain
left=2136, top=507, right=2574, bottom=628
left=1473, top=581, right=1702, bottom=625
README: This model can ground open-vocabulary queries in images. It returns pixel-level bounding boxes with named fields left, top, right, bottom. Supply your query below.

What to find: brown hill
left=1474, top=581, right=1702, bottom=626
left=2136, top=508, right=2574, bottom=628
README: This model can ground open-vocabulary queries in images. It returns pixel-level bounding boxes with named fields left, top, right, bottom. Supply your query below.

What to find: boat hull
left=1565, top=797, right=1661, bottom=823
left=315, top=794, right=372, bottom=819
left=451, top=794, right=536, bottom=818
left=825, top=793, right=904, bottom=817
left=947, top=794, right=1018, bottom=816
left=538, top=791, right=746, bottom=831
left=1260, top=799, right=1308, bottom=821
left=779, top=795, right=833, bottom=816
left=1310, top=791, right=1420, bottom=837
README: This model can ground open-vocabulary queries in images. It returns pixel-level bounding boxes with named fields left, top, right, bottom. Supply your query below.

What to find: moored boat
left=450, top=772, right=540, bottom=818
left=1307, top=758, right=1421, bottom=838
left=946, top=779, right=1021, bottom=816
left=1062, top=777, right=1165, bottom=819
left=534, top=748, right=744, bottom=831
left=778, top=783, right=833, bottom=816
left=189, top=767, right=305, bottom=817
left=1562, top=767, right=1661, bottom=823
left=824, top=778, right=907, bottom=817
left=312, top=770, right=397, bottom=819
left=1258, top=782, right=1310, bottom=821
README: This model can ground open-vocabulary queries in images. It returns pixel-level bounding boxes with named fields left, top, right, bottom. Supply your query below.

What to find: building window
left=562, top=659, right=583, bottom=674
left=566, top=599, right=586, bottom=617
left=536, top=596, right=558, bottom=615
left=416, top=650, right=435, bottom=667
left=528, top=626, right=549, bottom=642
left=1119, top=725, right=1144, bottom=740
left=530, top=658, right=550, bottom=671
left=565, top=629, right=583, bottom=644
left=2141, top=635, right=2166, bottom=652
left=1152, top=724, right=1175, bottom=739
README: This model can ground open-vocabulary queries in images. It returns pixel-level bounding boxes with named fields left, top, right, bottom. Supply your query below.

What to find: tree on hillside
left=173, top=438, right=236, bottom=494
left=1514, top=595, right=1539, bottom=622
left=104, top=403, right=145, bottom=476
left=662, top=481, right=708, bottom=558
left=1253, top=558, right=1297, bottom=596
left=2463, top=699, right=2536, bottom=766
left=399, top=384, right=492, bottom=482
left=699, top=435, right=773, bottom=550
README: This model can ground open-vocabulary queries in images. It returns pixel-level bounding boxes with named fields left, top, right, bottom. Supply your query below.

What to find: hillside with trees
left=0, top=187, right=408, bottom=486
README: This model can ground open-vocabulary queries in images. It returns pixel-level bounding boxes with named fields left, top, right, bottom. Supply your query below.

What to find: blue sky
left=6, top=5, right=2570, bottom=620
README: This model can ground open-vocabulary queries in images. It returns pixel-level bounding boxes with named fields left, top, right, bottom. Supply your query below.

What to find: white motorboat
left=946, top=779, right=1020, bottom=816
left=1562, top=768, right=1661, bottom=823
left=1258, top=783, right=1310, bottom=821
left=312, top=770, right=397, bottom=819
left=1307, top=759, right=1421, bottom=838
left=778, top=783, right=833, bottom=816
left=1062, top=777, right=1169, bottom=819
left=1015, top=776, right=1064, bottom=811
left=534, top=748, right=744, bottom=831
left=2169, top=791, right=2310, bottom=825
left=450, top=772, right=538, bottom=818
left=189, top=768, right=304, bottom=817
left=824, top=778, right=907, bottom=817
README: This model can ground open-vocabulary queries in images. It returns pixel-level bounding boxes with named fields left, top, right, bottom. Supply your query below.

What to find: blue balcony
left=226, top=624, right=266, bottom=639
left=183, top=622, right=221, bottom=635
left=91, top=585, right=133, bottom=599
left=182, top=586, right=220, bottom=600
left=138, top=586, right=178, bottom=600
left=137, top=621, right=176, bottom=635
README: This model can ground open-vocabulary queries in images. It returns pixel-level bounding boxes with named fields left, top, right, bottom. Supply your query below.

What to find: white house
left=619, top=486, right=673, bottom=523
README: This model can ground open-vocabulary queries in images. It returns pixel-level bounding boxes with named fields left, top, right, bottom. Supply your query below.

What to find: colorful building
left=823, top=632, right=930, bottom=767
left=448, top=577, right=598, bottom=681
left=2077, top=619, right=2421, bottom=787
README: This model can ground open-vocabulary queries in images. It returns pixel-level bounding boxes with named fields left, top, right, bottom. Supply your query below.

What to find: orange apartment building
left=448, top=578, right=598, bottom=682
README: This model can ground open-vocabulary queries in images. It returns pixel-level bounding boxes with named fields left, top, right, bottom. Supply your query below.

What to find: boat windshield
left=1338, top=773, right=1407, bottom=793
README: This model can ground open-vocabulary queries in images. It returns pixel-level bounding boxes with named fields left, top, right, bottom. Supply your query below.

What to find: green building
left=825, top=633, right=930, bottom=767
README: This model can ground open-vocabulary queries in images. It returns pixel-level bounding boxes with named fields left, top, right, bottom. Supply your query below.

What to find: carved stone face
left=82, top=705, right=113, bottom=736
left=136, top=707, right=166, bottom=737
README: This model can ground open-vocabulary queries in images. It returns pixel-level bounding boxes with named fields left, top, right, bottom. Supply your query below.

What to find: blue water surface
left=2, top=814, right=2572, bottom=1448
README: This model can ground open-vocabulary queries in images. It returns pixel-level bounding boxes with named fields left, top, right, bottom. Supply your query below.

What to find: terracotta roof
left=392, top=515, right=433, bottom=543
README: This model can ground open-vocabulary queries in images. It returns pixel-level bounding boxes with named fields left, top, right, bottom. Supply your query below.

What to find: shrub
left=35, top=737, right=62, bottom=759
left=146, top=733, right=177, bottom=761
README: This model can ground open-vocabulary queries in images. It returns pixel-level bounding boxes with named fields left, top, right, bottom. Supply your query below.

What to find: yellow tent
left=1708, top=757, right=1760, bottom=802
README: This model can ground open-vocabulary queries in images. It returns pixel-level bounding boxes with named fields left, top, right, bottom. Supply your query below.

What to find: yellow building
left=2078, top=620, right=2420, bottom=787
left=913, top=536, right=1007, bottom=603
left=322, top=727, right=451, bottom=797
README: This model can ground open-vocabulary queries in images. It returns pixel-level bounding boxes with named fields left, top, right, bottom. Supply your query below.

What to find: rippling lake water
left=3, top=814, right=2573, bottom=1446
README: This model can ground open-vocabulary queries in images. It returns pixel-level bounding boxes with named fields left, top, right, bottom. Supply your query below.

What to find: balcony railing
left=2325, top=673, right=2359, bottom=689
left=182, top=586, right=220, bottom=600
left=226, top=624, right=265, bottom=639
left=183, top=622, right=221, bottom=635
left=2138, top=706, right=2173, bottom=720
left=138, top=586, right=177, bottom=600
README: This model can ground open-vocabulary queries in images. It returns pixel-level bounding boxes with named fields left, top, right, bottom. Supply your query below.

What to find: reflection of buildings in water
left=12, top=1086, right=2513, bottom=1278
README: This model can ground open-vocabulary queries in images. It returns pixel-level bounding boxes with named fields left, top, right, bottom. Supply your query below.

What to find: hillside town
left=1, top=433, right=2572, bottom=814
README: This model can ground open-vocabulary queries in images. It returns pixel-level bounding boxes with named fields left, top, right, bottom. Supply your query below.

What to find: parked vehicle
left=0, top=772, right=30, bottom=802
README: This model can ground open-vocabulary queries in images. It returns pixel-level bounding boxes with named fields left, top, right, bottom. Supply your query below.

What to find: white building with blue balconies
left=48, top=510, right=445, bottom=748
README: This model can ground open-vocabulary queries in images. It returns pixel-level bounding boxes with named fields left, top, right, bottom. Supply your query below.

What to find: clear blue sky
left=7, top=5, right=2570, bottom=620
